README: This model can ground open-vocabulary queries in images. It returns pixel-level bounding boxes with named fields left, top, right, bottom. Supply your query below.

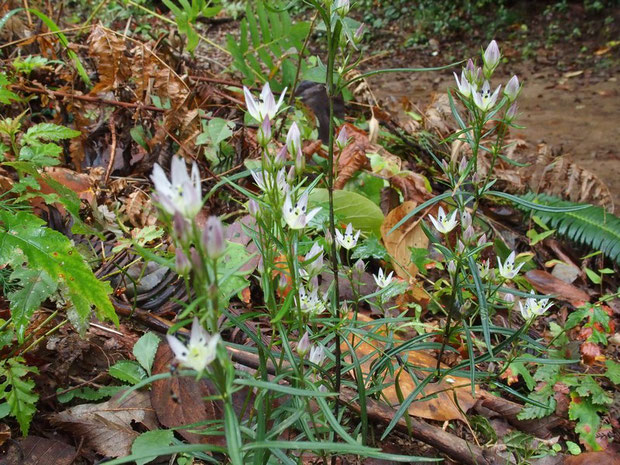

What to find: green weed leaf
left=109, top=360, right=147, bottom=385
left=0, top=211, right=118, bottom=331
left=133, top=333, right=160, bottom=376
left=7, top=267, right=57, bottom=342
left=0, top=357, right=39, bottom=435
left=132, top=430, right=175, bottom=465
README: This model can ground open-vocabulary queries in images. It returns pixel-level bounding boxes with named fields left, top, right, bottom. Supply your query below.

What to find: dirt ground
left=369, top=62, right=620, bottom=209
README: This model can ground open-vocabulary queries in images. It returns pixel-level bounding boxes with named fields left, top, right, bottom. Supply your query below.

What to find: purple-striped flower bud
left=297, top=332, right=311, bottom=357
left=325, top=229, right=333, bottom=246
left=278, top=273, right=288, bottom=293
left=248, top=199, right=260, bottom=217
left=463, top=225, right=475, bottom=244
left=482, top=40, right=500, bottom=78
left=504, top=75, right=520, bottom=102
left=336, top=126, right=348, bottom=151
left=173, top=211, right=189, bottom=243
left=190, top=246, right=202, bottom=270
left=175, top=248, right=191, bottom=275
left=274, top=145, right=287, bottom=169
left=477, top=233, right=487, bottom=247
left=506, top=103, right=518, bottom=122
left=286, top=122, right=301, bottom=160
left=447, top=260, right=457, bottom=275
left=462, top=210, right=472, bottom=230
left=354, top=23, right=366, bottom=44
left=202, top=216, right=225, bottom=259
left=257, top=116, right=271, bottom=147
left=465, top=59, right=476, bottom=80
left=287, top=166, right=296, bottom=185
left=458, top=156, right=468, bottom=175
left=295, top=148, right=305, bottom=176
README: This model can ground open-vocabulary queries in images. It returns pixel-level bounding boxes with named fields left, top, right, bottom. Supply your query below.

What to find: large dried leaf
left=344, top=313, right=476, bottom=422
left=335, top=123, right=371, bottom=189
left=525, top=270, right=590, bottom=307
left=50, top=389, right=157, bottom=457
left=3, top=436, right=76, bottom=465
left=381, top=201, right=429, bottom=280
left=88, top=25, right=131, bottom=94
left=389, top=171, right=433, bottom=205
left=150, top=344, right=225, bottom=446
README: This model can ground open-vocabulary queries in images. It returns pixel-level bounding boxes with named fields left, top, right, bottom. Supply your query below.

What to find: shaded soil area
left=356, top=3, right=620, bottom=208
left=369, top=63, right=620, bottom=208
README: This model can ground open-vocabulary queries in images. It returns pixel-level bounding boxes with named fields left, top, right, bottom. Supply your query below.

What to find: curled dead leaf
left=524, top=270, right=590, bottom=307
left=381, top=201, right=429, bottom=280
left=50, top=389, right=157, bottom=457
left=344, top=313, right=476, bottom=422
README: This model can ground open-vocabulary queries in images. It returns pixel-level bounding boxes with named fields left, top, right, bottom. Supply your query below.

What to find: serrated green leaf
left=0, top=357, right=39, bottom=435
left=197, top=118, right=234, bottom=146
left=132, top=430, right=175, bottom=465
left=605, top=360, right=619, bottom=384
left=0, top=72, right=20, bottom=104
left=351, top=235, right=388, bottom=260
left=575, top=375, right=612, bottom=405
left=506, top=361, right=536, bottom=391
left=0, top=211, right=118, bottom=331
left=133, top=333, right=160, bottom=376
left=57, top=385, right=122, bottom=403
left=22, top=123, right=80, bottom=145
left=7, top=267, right=57, bottom=342
left=109, top=360, right=147, bottom=385
left=569, top=395, right=604, bottom=450
left=19, top=143, right=62, bottom=166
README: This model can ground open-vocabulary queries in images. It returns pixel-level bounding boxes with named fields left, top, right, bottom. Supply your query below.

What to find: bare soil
left=369, top=63, right=620, bottom=208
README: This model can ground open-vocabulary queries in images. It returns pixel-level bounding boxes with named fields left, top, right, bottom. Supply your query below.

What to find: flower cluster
left=452, top=40, right=520, bottom=116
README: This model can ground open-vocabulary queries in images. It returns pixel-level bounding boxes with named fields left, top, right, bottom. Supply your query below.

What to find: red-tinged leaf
left=580, top=342, right=603, bottom=366
left=524, top=270, right=590, bottom=307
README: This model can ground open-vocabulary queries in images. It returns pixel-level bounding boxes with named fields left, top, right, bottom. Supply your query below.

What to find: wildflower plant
left=380, top=38, right=591, bottom=443
left=138, top=8, right=592, bottom=465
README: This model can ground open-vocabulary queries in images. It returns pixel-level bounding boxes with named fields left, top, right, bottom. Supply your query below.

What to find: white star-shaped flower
left=373, top=268, right=394, bottom=289
left=166, top=318, right=220, bottom=372
left=283, top=191, right=320, bottom=230
left=302, top=242, right=324, bottom=278
left=309, top=344, right=326, bottom=366
left=243, top=82, right=287, bottom=123
left=151, top=156, right=202, bottom=219
left=299, top=285, right=327, bottom=316
left=497, top=250, right=525, bottom=280
left=251, top=168, right=289, bottom=196
left=335, top=223, right=360, bottom=250
left=473, top=80, right=501, bottom=112
left=519, top=290, right=552, bottom=319
left=428, top=206, right=458, bottom=234
left=454, top=70, right=473, bottom=98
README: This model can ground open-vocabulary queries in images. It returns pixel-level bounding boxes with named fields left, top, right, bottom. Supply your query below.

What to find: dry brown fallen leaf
left=335, top=122, right=371, bottom=189
left=563, top=444, right=620, bottom=465
left=343, top=313, right=476, bottom=422
left=524, top=270, right=590, bottom=307
left=381, top=201, right=429, bottom=280
left=50, top=389, right=157, bottom=458
left=2, top=436, right=76, bottom=465
left=150, top=343, right=226, bottom=446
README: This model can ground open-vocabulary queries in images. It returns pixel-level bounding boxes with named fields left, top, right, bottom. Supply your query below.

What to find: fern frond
left=516, top=192, right=620, bottom=264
